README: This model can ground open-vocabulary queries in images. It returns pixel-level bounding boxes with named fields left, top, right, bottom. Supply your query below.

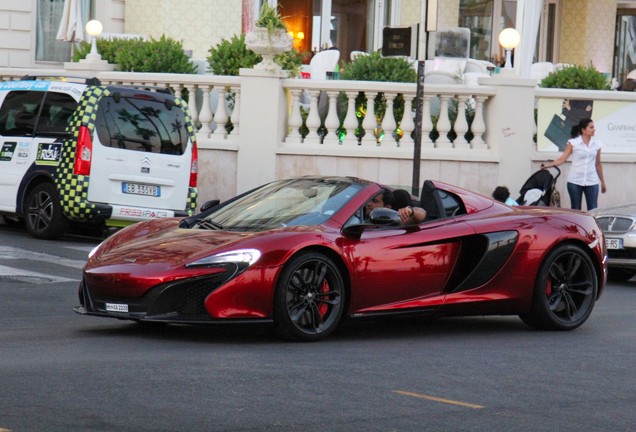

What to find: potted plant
left=245, top=3, right=292, bottom=73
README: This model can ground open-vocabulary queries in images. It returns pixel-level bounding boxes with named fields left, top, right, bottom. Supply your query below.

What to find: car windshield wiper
left=196, top=219, right=224, bottom=230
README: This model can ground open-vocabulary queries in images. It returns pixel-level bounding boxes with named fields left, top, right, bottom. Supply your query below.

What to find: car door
left=0, top=88, right=45, bottom=212
left=341, top=218, right=476, bottom=315
left=0, top=84, right=81, bottom=213
left=88, top=91, right=193, bottom=213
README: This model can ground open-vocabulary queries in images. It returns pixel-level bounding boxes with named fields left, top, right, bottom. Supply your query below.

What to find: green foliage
left=207, top=34, right=302, bottom=77
left=273, top=49, right=303, bottom=78
left=255, top=2, right=287, bottom=31
left=72, top=38, right=134, bottom=64
left=339, top=52, right=417, bottom=83
left=539, top=64, right=610, bottom=90
left=207, top=34, right=261, bottom=75
left=72, top=36, right=196, bottom=74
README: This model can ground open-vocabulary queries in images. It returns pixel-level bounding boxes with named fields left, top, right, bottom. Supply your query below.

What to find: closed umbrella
left=56, top=0, right=87, bottom=43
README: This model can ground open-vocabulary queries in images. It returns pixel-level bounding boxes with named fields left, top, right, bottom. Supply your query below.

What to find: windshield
left=196, top=178, right=365, bottom=231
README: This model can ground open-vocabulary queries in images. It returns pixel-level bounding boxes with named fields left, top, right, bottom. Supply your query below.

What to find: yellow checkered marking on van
left=55, top=86, right=109, bottom=221
left=175, top=97, right=198, bottom=215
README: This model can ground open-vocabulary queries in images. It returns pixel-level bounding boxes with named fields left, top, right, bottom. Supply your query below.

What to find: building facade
left=1, top=0, right=635, bottom=81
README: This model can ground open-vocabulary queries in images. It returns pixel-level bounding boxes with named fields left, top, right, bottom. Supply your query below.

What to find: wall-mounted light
left=498, top=28, right=520, bottom=70
left=296, top=31, right=305, bottom=41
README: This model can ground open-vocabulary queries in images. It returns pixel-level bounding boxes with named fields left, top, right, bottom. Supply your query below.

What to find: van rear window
left=94, top=95, right=189, bottom=155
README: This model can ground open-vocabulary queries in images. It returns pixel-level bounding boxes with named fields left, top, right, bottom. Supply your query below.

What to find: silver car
left=591, top=204, right=636, bottom=281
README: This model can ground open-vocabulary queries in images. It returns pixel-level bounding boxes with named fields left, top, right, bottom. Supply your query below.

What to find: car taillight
left=189, top=140, right=198, bottom=188
left=73, top=125, right=93, bottom=176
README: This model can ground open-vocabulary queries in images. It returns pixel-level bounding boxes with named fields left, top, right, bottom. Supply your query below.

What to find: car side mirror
left=200, top=199, right=220, bottom=212
left=368, top=207, right=401, bottom=225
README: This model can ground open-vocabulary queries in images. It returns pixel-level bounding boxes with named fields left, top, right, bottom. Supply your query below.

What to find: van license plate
left=123, top=183, right=160, bottom=197
left=606, top=238, right=623, bottom=250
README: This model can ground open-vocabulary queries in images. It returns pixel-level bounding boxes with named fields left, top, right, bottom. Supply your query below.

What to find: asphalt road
left=1, top=220, right=635, bottom=432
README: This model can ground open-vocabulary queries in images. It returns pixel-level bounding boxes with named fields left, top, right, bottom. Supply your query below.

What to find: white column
left=236, top=68, right=288, bottom=193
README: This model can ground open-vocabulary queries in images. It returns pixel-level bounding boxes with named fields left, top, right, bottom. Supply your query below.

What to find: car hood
left=589, top=203, right=636, bottom=218
left=90, top=218, right=327, bottom=268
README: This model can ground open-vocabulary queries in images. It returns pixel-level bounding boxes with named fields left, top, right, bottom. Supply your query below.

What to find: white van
left=0, top=77, right=198, bottom=239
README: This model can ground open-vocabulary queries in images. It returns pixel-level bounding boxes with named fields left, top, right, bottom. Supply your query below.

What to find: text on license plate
left=605, top=238, right=623, bottom=249
left=106, top=303, right=129, bottom=313
left=122, top=182, right=160, bottom=197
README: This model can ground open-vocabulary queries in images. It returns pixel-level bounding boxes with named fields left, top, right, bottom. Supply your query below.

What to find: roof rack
left=20, top=75, right=101, bottom=86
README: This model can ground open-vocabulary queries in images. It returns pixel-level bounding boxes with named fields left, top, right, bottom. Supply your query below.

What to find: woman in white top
left=541, top=118, right=606, bottom=210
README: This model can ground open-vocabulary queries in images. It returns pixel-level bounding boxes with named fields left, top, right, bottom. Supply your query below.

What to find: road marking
left=0, top=246, right=86, bottom=269
left=0, top=265, right=78, bottom=284
left=393, top=390, right=484, bottom=409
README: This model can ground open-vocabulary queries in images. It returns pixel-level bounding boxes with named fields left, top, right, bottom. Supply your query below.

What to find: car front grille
left=596, top=216, right=635, bottom=233
left=608, top=249, right=636, bottom=260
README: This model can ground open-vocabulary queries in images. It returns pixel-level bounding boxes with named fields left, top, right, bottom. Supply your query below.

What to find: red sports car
left=75, top=176, right=607, bottom=341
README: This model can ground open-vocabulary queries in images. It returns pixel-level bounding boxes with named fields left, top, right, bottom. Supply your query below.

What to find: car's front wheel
left=25, top=183, right=68, bottom=239
left=520, top=244, right=597, bottom=330
left=274, top=252, right=345, bottom=342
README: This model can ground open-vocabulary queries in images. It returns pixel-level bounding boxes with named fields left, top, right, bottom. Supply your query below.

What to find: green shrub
left=207, top=34, right=302, bottom=77
left=339, top=51, right=417, bottom=83
left=72, top=35, right=197, bottom=74
left=207, top=34, right=261, bottom=75
left=255, top=2, right=287, bottom=31
left=539, top=64, right=610, bottom=90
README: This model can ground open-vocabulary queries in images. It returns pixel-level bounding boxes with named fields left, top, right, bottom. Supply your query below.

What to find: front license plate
left=122, top=182, right=160, bottom=197
left=606, top=238, right=623, bottom=250
left=106, top=303, right=129, bottom=313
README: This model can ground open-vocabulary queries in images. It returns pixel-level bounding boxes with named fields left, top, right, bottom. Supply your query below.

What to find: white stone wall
left=124, top=0, right=242, bottom=61
left=0, top=0, right=124, bottom=68
left=560, top=0, right=617, bottom=73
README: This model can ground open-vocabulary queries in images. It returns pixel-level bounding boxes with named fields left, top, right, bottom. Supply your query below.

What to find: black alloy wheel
left=520, top=244, right=597, bottom=330
left=25, top=183, right=68, bottom=239
left=274, top=252, right=345, bottom=342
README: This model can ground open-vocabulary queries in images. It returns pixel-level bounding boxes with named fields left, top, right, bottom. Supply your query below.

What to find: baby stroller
left=516, top=166, right=561, bottom=207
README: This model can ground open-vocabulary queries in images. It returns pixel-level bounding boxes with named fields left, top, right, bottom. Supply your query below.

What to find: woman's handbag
left=544, top=114, right=570, bottom=151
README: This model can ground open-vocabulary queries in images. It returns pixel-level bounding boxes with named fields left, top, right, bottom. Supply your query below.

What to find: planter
left=245, top=27, right=292, bottom=73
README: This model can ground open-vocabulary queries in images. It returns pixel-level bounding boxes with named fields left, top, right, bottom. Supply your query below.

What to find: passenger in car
left=366, top=189, right=426, bottom=225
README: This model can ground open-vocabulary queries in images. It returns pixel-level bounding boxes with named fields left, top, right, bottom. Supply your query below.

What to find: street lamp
left=498, top=28, right=520, bottom=70
left=85, top=20, right=104, bottom=62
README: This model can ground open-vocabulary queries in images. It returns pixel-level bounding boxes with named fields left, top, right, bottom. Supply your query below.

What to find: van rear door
left=88, top=91, right=193, bottom=215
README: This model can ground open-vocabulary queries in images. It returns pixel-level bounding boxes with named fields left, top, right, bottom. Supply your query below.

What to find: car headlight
left=185, top=249, right=262, bottom=269
left=88, top=242, right=104, bottom=259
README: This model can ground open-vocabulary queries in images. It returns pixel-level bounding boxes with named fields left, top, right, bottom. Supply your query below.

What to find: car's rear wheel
left=25, top=183, right=68, bottom=239
left=520, top=244, right=597, bottom=330
left=607, top=268, right=635, bottom=282
left=274, top=252, right=345, bottom=342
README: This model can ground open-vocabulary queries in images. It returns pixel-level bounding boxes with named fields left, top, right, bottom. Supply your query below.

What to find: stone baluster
left=397, top=95, right=415, bottom=148
left=453, top=95, right=470, bottom=149
left=303, top=90, right=322, bottom=145
left=184, top=84, right=199, bottom=131
left=198, top=85, right=213, bottom=135
left=361, top=91, right=377, bottom=146
left=435, top=95, right=452, bottom=149
left=380, top=93, right=397, bottom=146
left=471, top=96, right=487, bottom=149
left=421, top=95, right=434, bottom=149
left=230, top=87, right=240, bottom=136
left=341, top=91, right=360, bottom=145
left=323, top=91, right=341, bottom=145
left=287, top=89, right=303, bottom=141
left=173, top=84, right=183, bottom=99
left=213, top=87, right=228, bottom=137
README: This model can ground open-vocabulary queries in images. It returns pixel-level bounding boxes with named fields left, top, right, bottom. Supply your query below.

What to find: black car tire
left=274, top=252, right=345, bottom=342
left=607, top=268, right=635, bottom=282
left=520, top=244, right=597, bottom=331
left=25, top=183, right=68, bottom=240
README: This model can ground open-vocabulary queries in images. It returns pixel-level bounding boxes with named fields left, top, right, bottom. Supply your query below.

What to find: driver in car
left=365, top=190, right=426, bottom=225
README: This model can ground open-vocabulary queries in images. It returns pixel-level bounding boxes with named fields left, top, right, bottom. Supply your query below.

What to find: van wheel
left=25, top=183, right=68, bottom=239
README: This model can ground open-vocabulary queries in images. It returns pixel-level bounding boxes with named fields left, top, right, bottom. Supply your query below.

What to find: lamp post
left=85, top=20, right=104, bottom=62
left=498, top=28, right=520, bottom=70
